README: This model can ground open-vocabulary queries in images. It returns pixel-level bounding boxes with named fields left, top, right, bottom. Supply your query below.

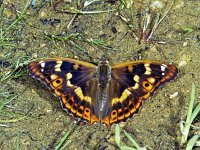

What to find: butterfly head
left=99, top=55, right=110, bottom=65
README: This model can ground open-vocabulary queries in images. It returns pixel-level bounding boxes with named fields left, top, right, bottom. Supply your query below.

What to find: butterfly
left=27, top=57, right=178, bottom=127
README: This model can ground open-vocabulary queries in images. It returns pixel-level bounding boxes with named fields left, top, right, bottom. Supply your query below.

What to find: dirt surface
left=0, top=0, right=199, bottom=150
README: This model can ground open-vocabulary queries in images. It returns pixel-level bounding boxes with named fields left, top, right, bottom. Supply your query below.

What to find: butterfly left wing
left=101, top=61, right=178, bottom=127
left=27, top=58, right=100, bottom=124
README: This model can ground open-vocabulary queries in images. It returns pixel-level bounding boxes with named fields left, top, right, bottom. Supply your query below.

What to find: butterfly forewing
left=101, top=61, right=178, bottom=126
left=28, top=58, right=100, bottom=124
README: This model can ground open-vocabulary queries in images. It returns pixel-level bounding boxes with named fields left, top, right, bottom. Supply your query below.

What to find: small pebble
left=119, top=122, right=126, bottom=128
left=39, top=11, right=47, bottom=18
left=169, top=92, right=178, bottom=99
left=183, top=41, right=188, bottom=46
left=46, top=109, right=52, bottom=113
left=150, top=1, right=163, bottom=10
left=178, top=60, right=187, bottom=67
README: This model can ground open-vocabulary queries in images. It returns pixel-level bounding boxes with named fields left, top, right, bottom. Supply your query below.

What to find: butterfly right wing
left=101, top=61, right=178, bottom=127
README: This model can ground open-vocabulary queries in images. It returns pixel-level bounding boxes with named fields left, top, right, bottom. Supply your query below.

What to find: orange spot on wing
left=142, top=91, right=150, bottom=99
left=102, top=116, right=110, bottom=127
left=90, top=115, right=99, bottom=124
left=76, top=106, right=84, bottom=117
left=135, top=99, right=142, bottom=109
left=62, top=96, right=67, bottom=104
left=52, top=78, right=63, bottom=88
left=129, top=101, right=137, bottom=113
left=64, top=96, right=74, bottom=109
left=110, top=110, right=118, bottom=124
left=83, top=108, right=91, bottom=122
left=124, top=107, right=130, bottom=118
left=73, top=63, right=79, bottom=70
left=147, top=77, right=155, bottom=84
left=54, top=89, right=62, bottom=96
left=117, top=108, right=124, bottom=120
left=71, top=104, right=78, bottom=114
left=143, top=81, right=154, bottom=92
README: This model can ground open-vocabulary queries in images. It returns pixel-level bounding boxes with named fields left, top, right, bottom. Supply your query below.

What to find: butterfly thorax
left=98, top=59, right=111, bottom=88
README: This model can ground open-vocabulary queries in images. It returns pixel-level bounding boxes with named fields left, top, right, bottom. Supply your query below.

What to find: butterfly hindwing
left=101, top=61, right=178, bottom=126
left=28, top=58, right=100, bottom=124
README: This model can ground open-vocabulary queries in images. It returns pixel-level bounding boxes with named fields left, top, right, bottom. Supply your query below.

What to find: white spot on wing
left=40, top=62, right=45, bottom=68
left=161, top=65, right=166, bottom=71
